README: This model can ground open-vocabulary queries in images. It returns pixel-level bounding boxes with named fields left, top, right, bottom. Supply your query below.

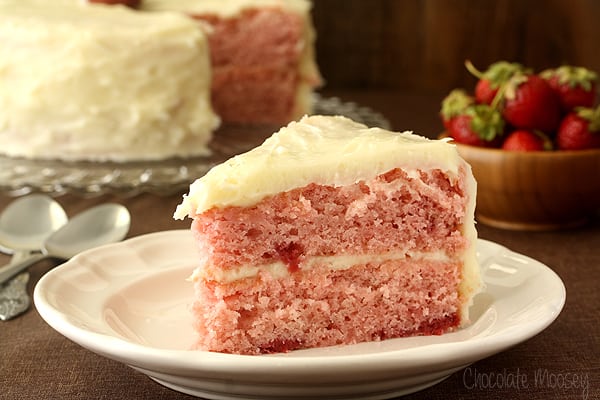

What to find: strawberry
left=556, top=106, right=600, bottom=150
left=465, top=60, right=527, bottom=104
left=440, top=89, right=474, bottom=130
left=502, top=74, right=562, bottom=133
left=540, top=66, right=598, bottom=111
left=502, top=129, right=552, bottom=151
left=446, top=104, right=504, bottom=147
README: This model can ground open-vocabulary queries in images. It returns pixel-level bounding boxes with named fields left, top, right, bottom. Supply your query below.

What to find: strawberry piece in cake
left=175, top=115, right=482, bottom=355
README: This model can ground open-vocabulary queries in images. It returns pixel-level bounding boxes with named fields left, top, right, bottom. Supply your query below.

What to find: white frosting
left=458, top=170, right=481, bottom=323
left=141, top=0, right=311, bottom=17
left=0, top=2, right=219, bottom=161
left=193, top=249, right=453, bottom=283
left=175, top=115, right=464, bottom=218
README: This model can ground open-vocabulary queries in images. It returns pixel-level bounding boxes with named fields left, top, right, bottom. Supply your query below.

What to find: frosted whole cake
left=0, top=0, right=321, bottom=161
left=175, top=115, right=482, bottom=355
left=142, top=0, right=322, bottom=125
left=0, top=1, right=219, bottom=161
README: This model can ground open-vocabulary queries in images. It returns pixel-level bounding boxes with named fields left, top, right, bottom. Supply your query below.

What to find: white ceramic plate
left=34, top=230, right=566, bottom=400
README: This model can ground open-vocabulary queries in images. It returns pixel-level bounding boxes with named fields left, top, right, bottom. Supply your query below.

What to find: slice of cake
left=142, top=0, right=322, bottom=125
left=175, top=115, right=481, bottom=355
left=0, top=1, right=219, bottom=161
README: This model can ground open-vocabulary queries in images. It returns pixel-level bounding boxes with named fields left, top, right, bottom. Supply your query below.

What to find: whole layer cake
left=175, top=115, right=482, bottom=355
left=0, top=0, right=320, bottom=161
left=142, top=0, right=322, bottom=125
left=0, top=1, right=219, bottom=161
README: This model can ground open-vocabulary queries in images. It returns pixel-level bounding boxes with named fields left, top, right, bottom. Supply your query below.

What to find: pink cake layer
left=193, top=8, right=316, bottom=124
left=189, top=166, right=471, bottom=354
left=192, top=258, right=462, bottom=354
left=191, top=167, right=469, bottom=277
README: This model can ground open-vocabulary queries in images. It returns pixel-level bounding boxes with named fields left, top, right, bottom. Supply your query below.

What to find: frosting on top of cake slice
left=175, top=115, right=466, bottom=218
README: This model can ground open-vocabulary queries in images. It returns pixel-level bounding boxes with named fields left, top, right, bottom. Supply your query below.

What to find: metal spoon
left=0, top=203, right=131, bottom=285
left=0, top=194, right=68, bottom=320
left=0, top=194, right=68, bottom=255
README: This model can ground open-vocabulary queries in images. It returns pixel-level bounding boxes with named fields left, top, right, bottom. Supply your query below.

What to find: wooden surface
left=312, top=0, right=600, bottom=91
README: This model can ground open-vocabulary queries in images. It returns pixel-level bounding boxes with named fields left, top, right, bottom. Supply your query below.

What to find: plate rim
left=34, top=230, right=566, bottom=381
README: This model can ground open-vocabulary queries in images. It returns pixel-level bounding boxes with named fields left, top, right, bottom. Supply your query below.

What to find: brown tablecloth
left=1, top=91, right=598, bottom=400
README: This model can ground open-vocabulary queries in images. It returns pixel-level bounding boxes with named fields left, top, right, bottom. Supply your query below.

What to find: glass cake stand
left=0, top=95, right=390, bottom=197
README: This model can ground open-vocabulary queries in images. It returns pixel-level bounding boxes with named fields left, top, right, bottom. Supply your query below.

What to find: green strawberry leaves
left=576, top=105, right=600, bottom=132
left=466, top=104, right=505, bottom=141
left=541, top=66, right=598, bottom=91
left=440, top=89, right=474, bottom=120
left=465, top=60, right=528, bottom=88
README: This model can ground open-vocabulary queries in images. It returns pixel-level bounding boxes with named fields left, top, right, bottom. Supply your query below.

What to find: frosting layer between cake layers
left=0, top=2, right=219, bottom=161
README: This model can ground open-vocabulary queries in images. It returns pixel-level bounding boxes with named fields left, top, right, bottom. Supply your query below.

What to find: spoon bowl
left=0, top=203, right=131, bottom=284
left=44, top=203, right=131, bottom=260
left=0, top=194, right=68, bottom=252
left=0, top=195, right=68, bottom=320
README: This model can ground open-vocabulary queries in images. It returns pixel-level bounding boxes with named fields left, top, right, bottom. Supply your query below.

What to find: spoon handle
left=0, top=250, right=33, bottom=321
left=0, top=253, right=47, bottom=285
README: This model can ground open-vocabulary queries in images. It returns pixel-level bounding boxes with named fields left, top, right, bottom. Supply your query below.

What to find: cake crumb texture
left=193, top=259, right=461, bottom=354
left=190, top=165, right=474, bottom=354
left=192, top=167, right=468, bottom=273
left=200, top=8, right=319, bottom=124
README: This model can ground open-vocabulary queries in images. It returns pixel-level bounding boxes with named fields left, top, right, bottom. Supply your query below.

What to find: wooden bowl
left=455, top=144, right=600, bottom=231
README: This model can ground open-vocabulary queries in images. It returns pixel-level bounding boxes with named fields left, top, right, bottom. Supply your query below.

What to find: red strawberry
left=502, top=74, right=562, bottom=133
left=474, top=80, right=497, bottom=106
left=465, top=60, right=527, bottom=105
left=447, top=104, right=504, bottom=147
left=541, top=66, right=598, bottom=111
left=440, top=89, right=474, bottom=130
left=447, top=115, right=488, bottom=146
left=556, top=106, right=600, bottom=150
left=502, top=130, right=551, bottom=151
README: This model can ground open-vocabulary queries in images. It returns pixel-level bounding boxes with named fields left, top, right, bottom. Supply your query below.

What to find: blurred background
left=312, top=0, right=600, bottom=92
